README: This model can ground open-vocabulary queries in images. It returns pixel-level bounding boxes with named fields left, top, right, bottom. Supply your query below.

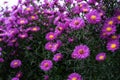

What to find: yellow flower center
left=21, top=35, right=26, bottom=38
left=14, top=62, right=18, bottom=65
left=58, top=27, right=63, bottom=31
left=110, top=44, right=116, bottom=49
left=117, top=15, right=120, bottom=20
left=111, top=35, right=117, bottom=39
left=48, top=44, right=52, bottom=48
left=44, top=63, right=49, bottom=67
left=91, top=15, right=96, bottom=20
left=26, top=8, right=31, bottom=11
left=108, top=21, right=113, bottom=25
left=11, top=39, right=16, bottom=42
left=74, top=21, right=79, bottom=25
left=20, top=20, right=25, bottom=24
left=83, top=8, right=88, bottom=12
left=0, top=38, right=2, bottom=42
left=106, top=27, right=112, bottom=32
left=31, top=16, right=35, bottom=19
left=100, top=13, right=103, bottom=16
left=32, top=27, right=37, bottom=31
left=56, top=55, right=61, bottom=59
left=78, top=49, right=84, bottom=54
left=72, top=77, right=77, bottom=80
left=49, top=35, right=54, bottom=39
left=99, top=56, right=104, bottom=60
left=79, top=4, right=82, bottom=8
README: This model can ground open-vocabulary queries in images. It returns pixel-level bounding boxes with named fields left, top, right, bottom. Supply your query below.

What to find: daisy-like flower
left=85, top=10, right=101, bottom=24
left=17, top=18, right=28, bottom=25
left=69, top=17, right=85, bottom=30
left=78, top=3, right=90, bottom=13
left=25, top=6, right=34, bottom=12
left=104, top=17, right=116, bottom=26
left=30, top=26, right=40, bottom=32
left=100, top=32, right=109, bottom=39
left=11, top=77, right=19, bottom=80
left=51, top=40, right=62, bottom=52
left=39, top=60, right=53, bottom=71
left=55, top=23, right=65, bottom=36
left=81, top=6, right=90, bottom=13
left=0, top=58, right=4, bottom=63
left=18, top=33, right=28, bottom=39
left=44, top=75, right=49, bottom=80
left=106, top=40, right=119, bottom=52
left=97, top=10, right=105, bottom=17
left=116, top=14, right=120, bottom=24
left=71, top=44, right=90, bottom=59
left=16, top=71, right=22, bottom=78
left=29, top=15, right=38, bottom=20
left=72, top=6, right=81, bottom=14
left=45, top=32, right=56, bottom=41
left=101, top=25, right=116, bottom=36
left=10, top=59, right=22, bottom=68
left=45, top=42, right=53, bottom=51
left=96, top=52, right=106, bottom=61
left=108, top=34, right=120, bottom=41
left=67, top=73, right=82, bottom=80
left=53, top=53, right=63, bottom=62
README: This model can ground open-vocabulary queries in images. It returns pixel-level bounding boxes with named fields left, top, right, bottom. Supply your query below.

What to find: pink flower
left=71, top=44, right=90, bottom=59
left=40, top=60, right=53, bottom=71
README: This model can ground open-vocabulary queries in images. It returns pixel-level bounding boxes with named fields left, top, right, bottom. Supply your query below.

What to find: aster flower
left=17, top=18, right=28, bottom=25
left=11, top=77, right=19, bottom=80
left=18, top=33, right=28, bottom=39
left=29, top=15, right=38, bottom=20
left=45, top=42, right=53, bottom=51
left=55, top=23, right=65, bottom=36
left=10, top=59, right=22, bottom=68
left=51, top=40, right=62, bottom=52
left=44, top=75, right=49, bottom=80
left=25, top=6, right=34, bottom=12
left=80, top=6, right=90, bottom=13
left=108, top=34, right=120, bottom=41
left=85, top=10, right=101, bottom=24
left=53, top=53, right=63, bottom=62
left=106, top=40, right=119, bottom=52
left=39, top=60, right=53, bottom=71
left=100, top=32, right=109, bottom=39
left=115, top=14, right=120, bottom=24
left=30, top=26, right=40, bottom=32
left=101, top=25, right=116, bottom=36
left=96, top=52, right=106, bottom=61
left=71, top=44, right=90, bottom=59
left=45, top=32, right=57, bottom=41
left=104, top=17, right=117, bottom=26
left=97, top=9, right=105, bottom=17
left=72, top=6, right=81, bottom=14
left=69, top=17, right=85, bottom=30
left=0, top=58, right=4, bottom=63
left=16, top=71, right=22, bottom=78
left=78, top=3, right=90, bottom=13
left=67, top=73, right=82, bottom=80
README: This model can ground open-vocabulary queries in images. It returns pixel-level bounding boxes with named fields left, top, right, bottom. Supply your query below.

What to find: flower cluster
left=0, top=0, right=120, bottom=80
